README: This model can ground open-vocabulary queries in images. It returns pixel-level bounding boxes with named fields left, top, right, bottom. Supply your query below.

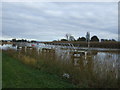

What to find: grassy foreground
left=2, top=52, right=76, bottom=88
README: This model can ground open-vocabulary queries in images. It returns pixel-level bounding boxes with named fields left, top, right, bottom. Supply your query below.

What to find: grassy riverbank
left=2, top=52, right=76, bottom=88
left=2, top=49, right=119, bottom=88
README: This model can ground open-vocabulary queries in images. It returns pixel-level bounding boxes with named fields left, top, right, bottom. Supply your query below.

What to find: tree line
left=2, top=39, right=37, bottom=43
left=1, top=33, right=117, bottom=43
left=60, top=33, right=116, bottom=42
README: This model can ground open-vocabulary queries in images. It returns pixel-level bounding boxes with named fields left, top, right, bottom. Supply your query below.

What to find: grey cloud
left=2, top=2, right=118, bottom=41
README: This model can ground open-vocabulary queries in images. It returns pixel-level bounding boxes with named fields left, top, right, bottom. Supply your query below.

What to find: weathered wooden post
left=25, top=46, right=27, bottom=53
left=37, top=48, right=40, bottom=55
left=85, top=51, right=87, bottom=60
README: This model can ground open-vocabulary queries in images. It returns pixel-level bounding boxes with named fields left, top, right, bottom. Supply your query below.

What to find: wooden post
left=38, top=48, right=39, bottom=55
left=85, top=52, right=87, bottom=60
left=25, top=46, right=27, bottom=53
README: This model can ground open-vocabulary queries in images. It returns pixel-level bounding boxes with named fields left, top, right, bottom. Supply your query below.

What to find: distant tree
left=111, top=39, right=116, bottom=41
left=12, top=39, right=16, bottom=42
left=101, top=39, right=105, bottom=42
left=21, top=39, right=24, bottom=42
left=27, top=41, right=31, bottom=43
left=2, top=40, right=7, bottom=42
left=21, top=39, right=27, bottom=42
left=103, top=39, right=109, bottom=42
left=77, top=37, right=80, bottom=41
left=101, top=39, right=116, bottom=42
left=69, top=36, right=75, bottom=41
left=91, top=36, right=99, bottom=42
left=61, top=39, right=68, bottom=41
left=65, top=33, right=71, bottom=41
left=77, top=37, right=86, bottom=41
left=53, top=40, right=57, bottom=42
left=17, top=40, right=22, bottom=42
left=31, top=40, right=37, bottom=43
left=108, top=39, right=116, bottom=42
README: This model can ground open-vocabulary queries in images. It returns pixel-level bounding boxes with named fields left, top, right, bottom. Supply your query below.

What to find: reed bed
left=3, top=48, right=119, bottom=88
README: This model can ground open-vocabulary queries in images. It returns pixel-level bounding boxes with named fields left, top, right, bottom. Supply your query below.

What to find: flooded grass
left=3, top=47, right=119, bottom=88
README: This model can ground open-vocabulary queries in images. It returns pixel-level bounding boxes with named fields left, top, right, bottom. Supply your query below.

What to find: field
left=2, top=52, right=76, bottom=88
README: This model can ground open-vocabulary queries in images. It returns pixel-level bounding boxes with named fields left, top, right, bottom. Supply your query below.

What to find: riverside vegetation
left=2, top=47, right=119, bottom=88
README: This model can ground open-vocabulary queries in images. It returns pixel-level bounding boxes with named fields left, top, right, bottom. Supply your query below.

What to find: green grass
left=2, top=52, right=76, bottom=88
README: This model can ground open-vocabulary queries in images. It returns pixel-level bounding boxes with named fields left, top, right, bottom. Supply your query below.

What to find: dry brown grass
left=21, top=55, right=36, bottom=66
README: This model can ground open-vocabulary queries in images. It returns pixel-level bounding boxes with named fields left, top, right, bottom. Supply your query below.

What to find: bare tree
left=69, top=36, right=75, bottom=41
left=65, top=33, right=71, bottom=41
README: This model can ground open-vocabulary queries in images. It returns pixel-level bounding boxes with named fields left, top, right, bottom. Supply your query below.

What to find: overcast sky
left=2, top=2, right=118, bottom=41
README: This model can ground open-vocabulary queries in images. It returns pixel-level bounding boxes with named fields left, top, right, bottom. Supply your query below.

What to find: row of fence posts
left=16, top=43, right=89, bottom=67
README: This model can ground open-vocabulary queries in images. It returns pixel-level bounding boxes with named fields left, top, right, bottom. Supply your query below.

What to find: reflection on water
left=1, top=44, right=119, bottom=80
left=0, top=44, right=17, bottom=50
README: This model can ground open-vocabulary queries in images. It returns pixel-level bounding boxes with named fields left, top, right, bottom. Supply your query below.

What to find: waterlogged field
left=1, top=44, right=119, bottom=88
